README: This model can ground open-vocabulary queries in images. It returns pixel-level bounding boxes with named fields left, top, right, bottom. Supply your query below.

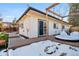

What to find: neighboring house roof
left=3, top=22, right=12, bottom=24
left=16, top=7, right=69, bottom=25
left=2, top=22, right=13, bottom=27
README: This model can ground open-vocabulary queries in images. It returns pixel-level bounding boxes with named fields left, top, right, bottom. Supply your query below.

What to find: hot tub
left=55, top=31, right=79, bottom=41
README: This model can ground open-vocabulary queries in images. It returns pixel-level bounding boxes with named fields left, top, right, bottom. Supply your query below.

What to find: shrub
left=0, top=32, right=9, bottom=42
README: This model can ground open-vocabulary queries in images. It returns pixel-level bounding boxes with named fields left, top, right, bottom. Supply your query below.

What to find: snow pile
left=8, top=40, right=79, bottom=56
left=44, top=45, right=58, bottom=54
left=55, top=31, right=70, bottom=40
left=70, top=32, right=79, bottom=40
left=0, top=49, right=7, bottom=56
left=55, top=31, right=79, bottom=40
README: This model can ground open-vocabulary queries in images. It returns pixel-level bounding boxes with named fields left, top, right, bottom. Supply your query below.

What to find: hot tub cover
left=55, top=31, right=79, bottom=41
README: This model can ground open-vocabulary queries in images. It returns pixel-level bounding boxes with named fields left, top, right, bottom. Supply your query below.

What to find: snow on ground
left=0, top=40, right=79, bottom=56
left=0, top=49, right=7, bottom=56
left=8, top=40, right=79, bottom=56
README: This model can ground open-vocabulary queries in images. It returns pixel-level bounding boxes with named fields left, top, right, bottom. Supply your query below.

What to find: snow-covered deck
left=8, top=40, right=79, bottom=56
left=8, top=34, right=79, bottom=50
left=1, top=40, right=79, bottom=56
left=0, top=32, right=76, bottom=56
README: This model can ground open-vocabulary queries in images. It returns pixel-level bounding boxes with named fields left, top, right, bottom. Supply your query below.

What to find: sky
left=0, top=3, right=69, bottom=22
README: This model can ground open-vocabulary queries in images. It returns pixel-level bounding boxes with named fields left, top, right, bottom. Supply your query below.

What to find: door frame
left=38, top=19, right=46, bottom=37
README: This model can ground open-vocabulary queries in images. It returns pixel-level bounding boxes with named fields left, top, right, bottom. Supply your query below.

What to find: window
left=54, top=23, right=56, bottom=28
left=62, top=25, right=65, bottom=29
left=53, top=23, right=58, bottom=29
left=20, top=23, right=24, bottom=28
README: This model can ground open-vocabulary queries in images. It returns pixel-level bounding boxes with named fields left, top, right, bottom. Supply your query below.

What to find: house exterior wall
left=48, top=20, right=61, bottom=35
left=18, top=10, right=70, bottom=38
left=48, top=19, right=70, bottom=35
left=19, top=16, right=38, bottom=38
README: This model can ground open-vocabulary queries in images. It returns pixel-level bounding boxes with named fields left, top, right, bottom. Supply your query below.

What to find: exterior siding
left=27, top=17, right=38, bottom=38
left=48, top=20, right=63, bottom=35
left=19, top=16, right=38, bottom=38
left=18, top=9, right=70, bottom=38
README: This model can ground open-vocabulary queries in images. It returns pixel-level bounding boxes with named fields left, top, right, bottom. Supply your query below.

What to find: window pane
left=54, top=23, right=56, bottom=28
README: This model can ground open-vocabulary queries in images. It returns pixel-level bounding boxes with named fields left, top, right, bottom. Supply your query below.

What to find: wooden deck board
left=8, top=36, right=47, bottom=49
left=8, top=35, right=79, bottom=49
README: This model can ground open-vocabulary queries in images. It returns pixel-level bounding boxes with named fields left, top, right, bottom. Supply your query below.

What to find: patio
left=8, top=33, right=79, bottom=49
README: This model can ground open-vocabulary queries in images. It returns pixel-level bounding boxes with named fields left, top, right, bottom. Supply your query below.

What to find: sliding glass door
left=38, top=20, right=46, bottom=36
